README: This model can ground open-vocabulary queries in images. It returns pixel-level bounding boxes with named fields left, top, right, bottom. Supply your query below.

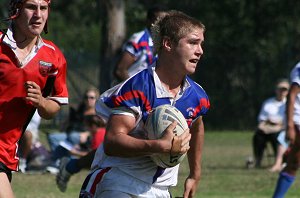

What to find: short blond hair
left=151, top=10, right=205, bottom=53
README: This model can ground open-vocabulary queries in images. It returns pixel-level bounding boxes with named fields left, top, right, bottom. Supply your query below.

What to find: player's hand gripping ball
left=145, top=104, right=188, bottom=168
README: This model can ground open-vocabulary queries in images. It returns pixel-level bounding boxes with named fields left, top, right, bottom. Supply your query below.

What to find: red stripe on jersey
left=200, top=98, right=210, bottom=110
left=193, top=98, right=210, bottom=117
left=90, top=167, right=111, bottom=195
left=131, top=41, right=149, bottom=49
left=112, top=90, right=152, bottom=112
left=130, top=40, right=153, bottom=65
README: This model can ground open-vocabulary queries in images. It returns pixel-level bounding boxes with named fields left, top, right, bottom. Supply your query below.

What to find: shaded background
left=1, top=0, right=300, bottom=130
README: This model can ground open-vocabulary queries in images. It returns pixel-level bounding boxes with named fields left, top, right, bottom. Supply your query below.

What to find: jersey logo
left=186, top=107, right=195, bottom=126
left=39, top=61, right=56, bottom=77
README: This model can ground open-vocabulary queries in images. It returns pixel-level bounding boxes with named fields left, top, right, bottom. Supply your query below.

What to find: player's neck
left=15, top=36, right=38, bottom=50
left=156, top=67, right=184, bottom=98
left=14, top=36, right=38, bottom=67
left=156, top=61, right=185, bottom=89
left=12, top=27, right=38, bottom=50
left=161, top=81, right=183, bottom=98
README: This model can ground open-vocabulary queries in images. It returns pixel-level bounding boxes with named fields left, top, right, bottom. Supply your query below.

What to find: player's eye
left=24, top=4, right=37, bottom=10
left=40, top=5, right=49, bottom=11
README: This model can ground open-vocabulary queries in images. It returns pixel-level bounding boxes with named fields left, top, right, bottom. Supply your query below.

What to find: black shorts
left=0, top=161, right=12, bottom=182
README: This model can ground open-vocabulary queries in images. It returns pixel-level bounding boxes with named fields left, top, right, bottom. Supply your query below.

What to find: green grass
left=12, top=131, right=300, bottom=197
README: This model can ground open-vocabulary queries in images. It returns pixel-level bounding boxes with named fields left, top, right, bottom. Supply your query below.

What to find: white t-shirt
left=25, top=111, right=41, bottom=144
left=258, top=97, right=286, bottom=125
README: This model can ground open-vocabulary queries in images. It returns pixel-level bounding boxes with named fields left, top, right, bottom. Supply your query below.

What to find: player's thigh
left=96, top=190, right=132, bottom=198
left=285, top=129, right=300, bottom=170
left=293, top=131, right=300, bottom=162
left=0, top=173, right=14, bottom=198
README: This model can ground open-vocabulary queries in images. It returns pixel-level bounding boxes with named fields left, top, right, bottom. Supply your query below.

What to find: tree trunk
left=99, top=0, right=126, bottom=93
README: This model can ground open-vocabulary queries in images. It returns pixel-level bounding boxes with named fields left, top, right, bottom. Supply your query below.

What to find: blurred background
left=1, top=0, right=300, bottom=130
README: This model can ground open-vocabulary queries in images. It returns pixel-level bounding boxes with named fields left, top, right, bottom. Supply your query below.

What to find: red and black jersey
left=0, top=29, right=68, bottom=171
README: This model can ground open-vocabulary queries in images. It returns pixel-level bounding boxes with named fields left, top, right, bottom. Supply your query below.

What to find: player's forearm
left=104, top=133, right=166, bottom=157
left=104, top=114, right=172, bottom=157
left=286, top=90, right=296, bottom=128
left=114, top=52, right=135, bottom=81
left=37, top=98, right=61, bottom=119
left=187, top=118, right=204, bottom=181
left=187, top=142, right=203, bottom=181
left=115, top=68, right=129, bottom=81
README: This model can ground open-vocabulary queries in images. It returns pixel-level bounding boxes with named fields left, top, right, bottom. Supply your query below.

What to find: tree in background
left=168, top=0, right=300, bottom=129
left=2, top=0, right=300, bottom=130
left=99, top=0, right=125, bottom=93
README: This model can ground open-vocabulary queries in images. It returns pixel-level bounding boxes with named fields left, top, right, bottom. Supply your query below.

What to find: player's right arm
left=286, top=83, right=300, bottom=144
left=25, top=81, right=61, bottom=119
left=103, top=114, right=190, bottom=157
left=183, top=116, right=204, bottom=198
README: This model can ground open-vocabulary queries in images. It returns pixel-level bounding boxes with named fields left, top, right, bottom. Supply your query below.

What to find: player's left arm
left=114, top=51, right=136, bottom=81
left=286, top=83, right=300, bottom=144
left=183, top=116, right=204, bottom=198
left=25, top=81, right=60, bottom=119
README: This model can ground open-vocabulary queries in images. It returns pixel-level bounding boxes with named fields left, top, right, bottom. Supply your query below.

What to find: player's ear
left=162, top=36, right=172, bottom=51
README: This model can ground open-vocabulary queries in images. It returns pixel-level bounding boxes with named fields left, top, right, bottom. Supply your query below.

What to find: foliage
left=165, top=0, right=300, bottom=129
left=1, top=0, right=300, bottom=129
left=45, top=1, right=101, bottom=54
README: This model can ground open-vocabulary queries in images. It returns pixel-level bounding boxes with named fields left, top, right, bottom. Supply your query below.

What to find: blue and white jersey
left=124, top=28, right=156, bottom=77
left=92, top=66, right=210, bottom=188
left=290, top=62, right=300, bottom=125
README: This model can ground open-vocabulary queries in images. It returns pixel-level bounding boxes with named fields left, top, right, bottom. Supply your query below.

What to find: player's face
left=173, top=28, right=204, bottom=75
left=14, top=0, right=49, bottom=39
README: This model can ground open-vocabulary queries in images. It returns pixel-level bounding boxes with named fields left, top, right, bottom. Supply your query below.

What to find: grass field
left=12, top=131, right=300, bottom=198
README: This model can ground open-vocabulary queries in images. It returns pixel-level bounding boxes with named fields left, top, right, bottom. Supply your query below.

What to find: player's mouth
left=189, top=59, right=199, bottom=64
left=31, top=22, right=42, bottom=27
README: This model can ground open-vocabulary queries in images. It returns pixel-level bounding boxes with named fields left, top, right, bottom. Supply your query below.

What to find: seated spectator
left=251, top=79, right=289, bottom=168
left=56, top=115, right=106, bottom=192
left=46, top=87, right=99, bottom=173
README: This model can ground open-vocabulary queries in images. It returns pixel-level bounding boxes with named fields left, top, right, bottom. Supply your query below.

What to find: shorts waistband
left=0, top=161, right=12, bottom=182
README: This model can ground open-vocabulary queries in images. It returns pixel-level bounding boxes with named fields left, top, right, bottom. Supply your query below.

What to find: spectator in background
left=113, top=4, right=168, bottom=84
left=252, top=79, right=290, bottom=168
left=18, top=111, right=41, bottom=173
left=56, top=115, right=106, bottom=192
left=272, top=62, right=300, bottom=197
left=46, top=87, right=99, bottom=173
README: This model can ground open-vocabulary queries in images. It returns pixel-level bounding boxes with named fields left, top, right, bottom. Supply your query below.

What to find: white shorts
left=79, top=167, right=171, bottom=198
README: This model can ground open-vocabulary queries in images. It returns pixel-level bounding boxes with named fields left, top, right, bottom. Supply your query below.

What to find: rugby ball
left=145, top=104, right=188, bottom=168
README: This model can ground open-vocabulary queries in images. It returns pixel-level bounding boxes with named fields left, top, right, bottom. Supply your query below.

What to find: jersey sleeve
left=47, top=42, right=68, bottom=104
left=124, top=30, right=147, bottom=58
left=290, top=62, right=300, bottom=86
left=191, top=81, right=210, bottom=119
left=96, top=74, right=151, bottom=123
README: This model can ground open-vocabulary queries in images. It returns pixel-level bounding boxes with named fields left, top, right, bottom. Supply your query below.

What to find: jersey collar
left=3, top=27, right=45, bottom=67
left=3, top=26, right=45, bottom=51
left=150, top=66, right=190, bottom=99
